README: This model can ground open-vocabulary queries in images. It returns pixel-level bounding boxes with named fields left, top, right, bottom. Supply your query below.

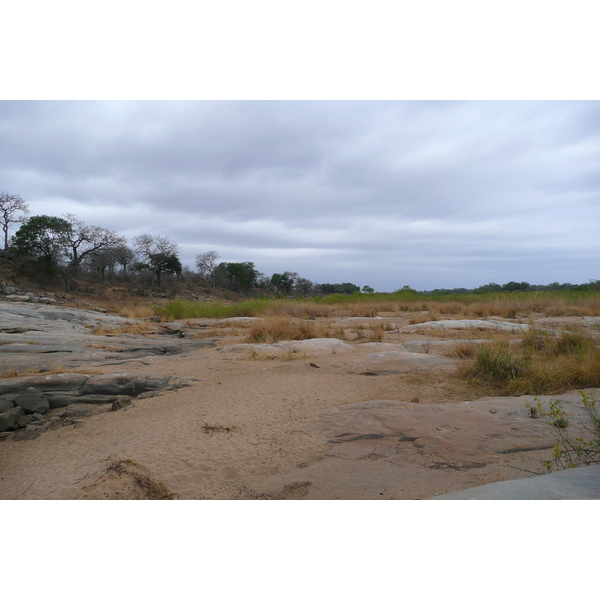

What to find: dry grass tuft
left=244, top=317, right=332, bottom=343
left=91, top=321, right=156, bottom=337
left=457, top=328, right=600, bottom=395
left=106, top=459, right=175, bottom=499
left=0, top=365, right=104, bottom=379
left=117, top=305, right=156, bottom=320
left=368, top=322, right=385, bottom=342
left=200, top=422, right=236, bottom=434
left=445, top=341, right=480, bottom=358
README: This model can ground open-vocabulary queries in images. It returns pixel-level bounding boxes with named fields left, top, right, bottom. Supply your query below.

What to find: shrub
left=528, top=392, right=600, bottom=472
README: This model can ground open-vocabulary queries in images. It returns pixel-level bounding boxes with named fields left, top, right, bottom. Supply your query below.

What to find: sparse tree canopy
left=133, top=233, right=182, bottom=286
left=63, top=213, right=124, bottom=284
left=195, top=250, right=220, bottom=287
left=0, top=191, right=29, bottom=250
left=294, top=277, right=314, bottom=297
left=111, top=244, right=135, bottom=277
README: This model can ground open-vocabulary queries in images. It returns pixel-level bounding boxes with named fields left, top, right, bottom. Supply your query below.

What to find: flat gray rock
left=361, top=350, right=454, bottom=372
left=431, top=465, right=600, bottom=499
left=400, top=319, right=531, bottom=334
left=217, top=338, right=356, bottom=358
left=0, top=301, right=217, bottom=371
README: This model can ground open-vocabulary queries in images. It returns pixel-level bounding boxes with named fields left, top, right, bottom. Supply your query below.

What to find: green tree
left=217, top=262, right=259, bottom=292
left=502, top=281, right=530, bottom=292
left=271, top=271, right=297, bottom=295
left=320, top=282, right=360, bottom=295
left=11, top=215, right=71, bottom=275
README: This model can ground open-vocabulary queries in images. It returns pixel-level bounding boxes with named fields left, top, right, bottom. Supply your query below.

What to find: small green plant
left=527, top=392, right=600, bottom=472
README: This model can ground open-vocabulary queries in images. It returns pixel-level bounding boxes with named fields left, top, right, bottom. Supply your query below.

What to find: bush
left=528, top=392, right=600, bottom=472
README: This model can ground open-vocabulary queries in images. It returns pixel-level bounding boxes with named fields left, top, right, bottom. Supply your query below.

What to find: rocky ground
left=1, top=295, right=599, bottom=500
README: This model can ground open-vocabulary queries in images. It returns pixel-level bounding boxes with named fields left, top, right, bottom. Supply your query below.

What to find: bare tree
left=134, top=234, right=178, bottom=260
left=133, top=234, right=181, bottom=287
left=63, top=213, right=125, bottom=286
left=195, top=250, right=220, bottom=287
left=0, top=191, right=30, bottom=250
left=112, top=244, right=135, bottom=278
left=294, top=277, right=314, bottom=297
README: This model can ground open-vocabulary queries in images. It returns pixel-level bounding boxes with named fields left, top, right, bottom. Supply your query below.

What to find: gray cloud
left=1, top=100, right=599, bottom=291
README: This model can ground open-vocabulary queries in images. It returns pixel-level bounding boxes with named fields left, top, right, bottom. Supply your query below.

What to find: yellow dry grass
left=456, top=327, right=600, bottom=395
left=244, top=317, right=331, bottom=344
left=91, top=321, right=156, bottom=337
left=0, top=365, right=104, bottom=379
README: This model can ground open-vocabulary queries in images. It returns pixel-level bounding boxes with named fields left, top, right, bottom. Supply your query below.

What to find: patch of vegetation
left=469, top=343, right=528, bottom=382
left=458, top=329, right=600, bottom=395
left=243, top=317, right=330, bottom=343
left=91, top=321, right=156, bottom=336
left=528, top=392, right=600, bottom=472
left=200, top=422, right=236, bottom=434
left=0, top=365, right=103, bottom=379
left=106, top=459, right=175, bottom=499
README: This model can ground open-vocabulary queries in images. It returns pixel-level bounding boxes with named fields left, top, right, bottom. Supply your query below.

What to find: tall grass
left=153, top=298, right=276, bottom=320
left=153, top=290, right=600, bottom=322
left=459, top=329, right=600, bottom=395
left=244, top=317, right=334, bottom=343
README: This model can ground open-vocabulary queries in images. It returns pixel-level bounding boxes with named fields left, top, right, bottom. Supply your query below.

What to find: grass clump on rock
left=460, top=329, right=600, bottom=395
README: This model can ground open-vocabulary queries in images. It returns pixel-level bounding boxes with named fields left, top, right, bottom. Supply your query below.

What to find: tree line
left=0, top=191, right=368, bottom=296
left=5, top=191, right=595, bottom=297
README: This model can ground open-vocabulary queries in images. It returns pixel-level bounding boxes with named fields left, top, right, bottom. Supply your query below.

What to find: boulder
left=45, top=392, right=79, bottom=409
left=0, top=280, right=21, bottom=295
left=361, top=350, right=454, bottom=373
left=0, top=373, right=91, bottom=395
left=14, top=388, right=50, bottom=414
left=399, top=319, right=531, bottom=334
left=78, top=373, right=170, bottom=397
left=74, top=394, right=136, bottom=404
left=0, top=406, right=25, bottom=432
left=12, top=429, right=40, bottom=441
left=17, top=414, right=34, bottom=427
left=0, top=397, right=15, bottom=412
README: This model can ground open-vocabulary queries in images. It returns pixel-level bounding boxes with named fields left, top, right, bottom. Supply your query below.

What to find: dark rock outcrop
left=0, top=371, right=190, bottom=439
left=14, top=388, right=50, bottom=414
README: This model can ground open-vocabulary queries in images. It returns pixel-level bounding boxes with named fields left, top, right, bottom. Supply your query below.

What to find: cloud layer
left=1, top=100, right=599, bottom=291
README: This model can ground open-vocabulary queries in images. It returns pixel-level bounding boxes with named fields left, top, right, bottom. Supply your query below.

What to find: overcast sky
left=1, top=100, right=599, bottom=292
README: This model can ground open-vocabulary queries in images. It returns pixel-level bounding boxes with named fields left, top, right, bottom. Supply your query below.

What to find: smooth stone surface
left=361, top=350, right=454, bottom=372
left=217, top=338, right=356, bottom=357
left=78, top=373, right=170, bottom=396
left=400, top=319, right=531, bottom=334
left=431, top=465, right=600, bottom=499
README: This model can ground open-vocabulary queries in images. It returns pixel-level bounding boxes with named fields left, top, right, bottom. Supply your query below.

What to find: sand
left=1, top=315, right=597, bottom=500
